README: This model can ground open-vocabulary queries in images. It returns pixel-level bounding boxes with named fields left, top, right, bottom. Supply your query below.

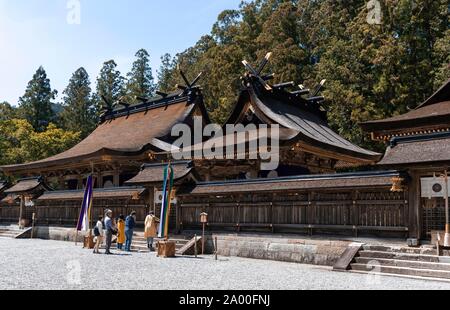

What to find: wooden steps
left=347, top=244, right=450, bottom=281
left=130, top=233, right=190, bottom=253
left=176, top=236, right=203, bottom=255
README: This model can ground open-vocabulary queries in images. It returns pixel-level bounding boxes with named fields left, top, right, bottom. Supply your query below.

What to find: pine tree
left=157, top=53, right=175, bottom=93
left=60, top=67, right=96, bottom=138
left=18, top=66, right=57, bottom=132
left=125, top=49, right=155, bottom=103
left=95, top=60, right=125, bottom=112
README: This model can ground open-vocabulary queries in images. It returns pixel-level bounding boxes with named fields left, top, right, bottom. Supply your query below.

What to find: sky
left=0, top=0, right=242, bottom=105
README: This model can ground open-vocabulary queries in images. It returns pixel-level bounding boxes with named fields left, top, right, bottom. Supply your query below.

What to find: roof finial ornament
left=307, top=79, right=327, bottom=104
left=100, top=95, right=114, bottom=115
left=175, top=65, right=203, bottom=96
left=242, top=52, right=273, bottom=91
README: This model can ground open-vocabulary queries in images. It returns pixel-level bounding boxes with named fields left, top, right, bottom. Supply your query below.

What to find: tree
left=60, top=67, right=96, bottom=138
left=125, top=49, right=155, bottom=103
left=18, top=66, right=57, bottom=132
left=0, top=119, right=80, bottom=165
left=0, top=102, right=18, bottom=121
left=159, top=0, right=448, bottom=150
left=95, top=60, right=125, bottom=113
left=157, top=53, right=175, bottom=93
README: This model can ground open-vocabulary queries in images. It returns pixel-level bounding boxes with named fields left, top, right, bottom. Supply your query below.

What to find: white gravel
left=1, top=238, right=450, bottom=290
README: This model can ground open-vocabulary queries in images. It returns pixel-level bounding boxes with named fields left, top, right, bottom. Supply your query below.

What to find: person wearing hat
left=104, top=209, right=115, bottom=255
left=144, top=211, right=160, bottom=252
left=125, top=211, right=137, bottom=252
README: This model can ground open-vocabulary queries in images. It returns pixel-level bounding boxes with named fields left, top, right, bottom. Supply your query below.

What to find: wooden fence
left=0, top=199, right=177, bottom=231
left=179, top=189, right=409, bottom=237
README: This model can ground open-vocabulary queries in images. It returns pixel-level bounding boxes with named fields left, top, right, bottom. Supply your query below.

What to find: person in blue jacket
left=124, top=211, right=137, bottom=252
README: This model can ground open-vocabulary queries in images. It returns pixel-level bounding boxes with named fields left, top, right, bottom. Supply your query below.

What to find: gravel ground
left=1, top=238, right=450, bottom=290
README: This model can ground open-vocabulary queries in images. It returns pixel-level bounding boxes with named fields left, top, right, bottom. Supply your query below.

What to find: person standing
left=144, top=211, right=160, bottom=252
left=116, top=215, right=125, bottom=250
left=104, top=210, right=115, bottom=255
left=93, top=215, right=104, bottom=254
left=125, top=211, right=136, bottom=252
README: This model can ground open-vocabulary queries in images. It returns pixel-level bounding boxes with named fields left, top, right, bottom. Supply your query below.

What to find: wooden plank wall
left=179, top=188, right=409, bottom=236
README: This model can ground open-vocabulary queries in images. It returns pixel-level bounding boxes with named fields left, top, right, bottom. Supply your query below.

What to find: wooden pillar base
left=157, top=241, right=176, bottom=258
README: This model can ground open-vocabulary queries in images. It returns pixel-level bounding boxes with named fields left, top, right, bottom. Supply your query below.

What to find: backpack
left=93, top=226, right=100, bottom=237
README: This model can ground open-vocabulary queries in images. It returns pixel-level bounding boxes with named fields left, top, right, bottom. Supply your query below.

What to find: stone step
left=362, top=245, right=436, bottom=256
left=0, top=232, right=19, bottom=238
left=355, top=257, right=450, bottom=272
left=351, top=263, right=450, bottom=280
left=358, top=250, right=440, bottom=263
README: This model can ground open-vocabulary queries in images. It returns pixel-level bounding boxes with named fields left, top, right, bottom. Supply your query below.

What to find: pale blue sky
left=0, top=0, right=242, bottom=105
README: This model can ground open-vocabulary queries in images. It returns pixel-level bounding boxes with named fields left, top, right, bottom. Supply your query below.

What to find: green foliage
left=159, top=0, right=449, bottom=149
left=0, top=102, right=19, bottom=121
left=60, top=67, right=96, bottom=139
left=125, top=49, right=155, bottom=103
left=95, top=60, right=125, bottom=113
left=0, top=119, right=80, bottom=166
left=18, top=66, right=58, bottom=132
left=157, top=53, right=176, bottom=93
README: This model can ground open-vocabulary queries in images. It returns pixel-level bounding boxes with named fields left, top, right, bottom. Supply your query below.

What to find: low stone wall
left=33, top=226, right=84, bottom=243
left=212, top=234, right=351, bottom=266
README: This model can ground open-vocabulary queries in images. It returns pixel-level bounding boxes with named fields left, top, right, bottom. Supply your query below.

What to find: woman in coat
left=116, top=214, right=126, bottom=250
left=144, top=211, right=160, bottom=252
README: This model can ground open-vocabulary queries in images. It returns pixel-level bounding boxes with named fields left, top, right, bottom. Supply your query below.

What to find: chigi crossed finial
left=175, top=65, right=203, bottom=96
left=242, top=52, right=327, bottom=104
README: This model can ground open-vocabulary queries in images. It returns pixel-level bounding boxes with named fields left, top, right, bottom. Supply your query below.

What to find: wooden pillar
left=113, top=172, right=120, bottom=187
left=19, top=194, right=24, bottom=228
left=408, top=170, right=420, bottom=239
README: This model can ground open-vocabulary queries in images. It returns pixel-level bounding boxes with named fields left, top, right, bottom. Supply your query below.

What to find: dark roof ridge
left=196, top=170, right=401, bottom=187
left=390, top=131, right=450, bottom=148
left=102, top=92, right=189, bottom=122
left=42, top=186, right=146, bottom=195
left=417, top=78, right=450, bottom=109
left=15, top=176, right=43, bottom=182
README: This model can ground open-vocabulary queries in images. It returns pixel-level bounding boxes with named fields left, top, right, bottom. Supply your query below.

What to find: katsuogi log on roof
left=0, top=82, right=210, bottom=174
left=225, top=53, right=381, bottom=165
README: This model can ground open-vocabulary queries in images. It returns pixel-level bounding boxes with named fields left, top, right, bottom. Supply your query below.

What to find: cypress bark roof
left=224, top=80, right=381, bottom=164
left=1, top=93, right=207, bottom=173
left=378, top=132, right=450, bottom=166
left=125, top=161, right=196, bottom=185
left=37, top=187, right=147, bottom=201
left=361, top=79, right=450, bottom=138
left=179, top=171, right=401, bottom=195
left=4, top=177, right=49, bottom=194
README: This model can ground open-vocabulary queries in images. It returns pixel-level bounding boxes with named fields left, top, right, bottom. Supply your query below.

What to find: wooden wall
left=179, top=188, right=410, bottom=237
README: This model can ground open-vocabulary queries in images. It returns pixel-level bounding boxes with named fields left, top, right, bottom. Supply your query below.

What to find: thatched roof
left=1, top=92, right=208, bottom=174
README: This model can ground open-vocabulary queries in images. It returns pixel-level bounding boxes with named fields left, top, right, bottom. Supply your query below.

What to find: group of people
left=93, top=210, right=160, bottom=255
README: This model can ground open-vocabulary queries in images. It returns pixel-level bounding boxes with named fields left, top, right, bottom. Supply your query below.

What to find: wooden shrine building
left=2, top=54, right=445, bottom=241
left=361, top=78, right=450, bottom=240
